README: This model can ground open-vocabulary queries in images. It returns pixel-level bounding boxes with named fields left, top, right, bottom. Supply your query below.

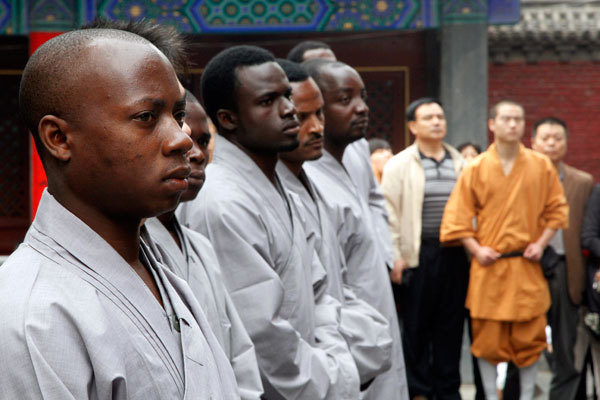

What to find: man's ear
left=37, top=115, right=72, bottom=162
left=216, top=109, right=238, bottom=132
left=407, top=120, right=417, bottom=136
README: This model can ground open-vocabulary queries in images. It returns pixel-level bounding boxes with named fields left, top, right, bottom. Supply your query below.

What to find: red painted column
left=28, top=31, right=63, bottom=219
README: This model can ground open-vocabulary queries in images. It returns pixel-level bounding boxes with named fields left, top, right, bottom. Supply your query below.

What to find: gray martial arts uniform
left=306, top=149, right=410, bottom=400
left=178, top=135, right=360, bottom=399
left=0, top=190, right=240, bottom=400
left=276, top=161, right=394, bottom=386
left=343, top=139, right=395, bottom=270
left=143, top=217, right=263, bottom=400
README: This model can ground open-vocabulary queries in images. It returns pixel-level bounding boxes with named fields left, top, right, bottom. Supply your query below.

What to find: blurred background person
left=457, top=142, right=482, bottom=164
left=369, top=138, right=393, bottom=183
left=532, top=116, right=593, bottom=400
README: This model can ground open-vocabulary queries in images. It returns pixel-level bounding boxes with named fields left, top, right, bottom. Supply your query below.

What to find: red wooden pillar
left=28, top=31, right=63, bottom=220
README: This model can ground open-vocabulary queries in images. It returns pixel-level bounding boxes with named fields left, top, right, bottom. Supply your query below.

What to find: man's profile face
left=489, top=103, right=525, bottom=143
left=180, top=101, right=211, bottom=202
left=280, top=78, right=325, bottom=164
left=303, top=48, right=337, bottom=62
left=67, top=39, right=192, bottom=219
left=319, top=65, right=369, bottom=146
left=532, top=123, right=567, bottom=163
left=409, top=103, right=446, bottom=142
left=233, top=62, right=300, bottom=155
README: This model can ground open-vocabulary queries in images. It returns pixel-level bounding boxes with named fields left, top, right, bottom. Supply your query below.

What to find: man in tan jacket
left=532, top=116, right=593, bottom=400
left=381, top=98, right=467, bottom=400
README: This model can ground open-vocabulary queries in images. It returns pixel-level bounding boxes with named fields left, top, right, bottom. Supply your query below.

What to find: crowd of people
left=1, top=17, right=600, bottom=400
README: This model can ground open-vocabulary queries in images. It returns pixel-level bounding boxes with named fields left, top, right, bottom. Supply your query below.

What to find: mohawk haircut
left=287, top=40, right=331, bottom=63
left=201, top=45, right=275, bottom=133
left=81, top=17, right=189, bottom=75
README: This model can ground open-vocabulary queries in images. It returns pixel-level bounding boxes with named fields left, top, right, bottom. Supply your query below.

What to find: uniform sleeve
left=193, top=199, right=359, bottom=400
left=223, top=287, right=265, bottom=400
left=307, top=228, right=361, bottom=399
left=0, top=308, right=88, bottom=400
left=541, top=162, right=569, bottom=230
left=381, top=160, right=405, bottom=261
left=582, top=185, right=600, bottom=258
left=367, top=166, right=395, bottom=269
left=440, top=165, right=477, bottom=243
left=312, top=289, right=361, bottom=399
left=339, top=286, right=393, bottom=383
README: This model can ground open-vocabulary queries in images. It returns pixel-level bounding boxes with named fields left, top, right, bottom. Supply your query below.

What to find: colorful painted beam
left=0, top=0, right=520, bottom=35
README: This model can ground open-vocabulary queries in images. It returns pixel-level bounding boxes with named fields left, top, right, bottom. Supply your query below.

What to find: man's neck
left=52, top=189, right=142, bottom=265
left=281, top=158, right=313, bottom=195
left=324, top=138, right=347, bottom=164
left=553, top=160, right=563, bottom=173
left=158, top=210, right=181, bottom=250
left=417, top=139, right=445, bottom=161
left=248, top=152, right=278, bottom=183
left=281, top=158, right=303, bottom=178
left=495, top=140, right=520, bottom=161
left=223, top=134, right=279, bottom=182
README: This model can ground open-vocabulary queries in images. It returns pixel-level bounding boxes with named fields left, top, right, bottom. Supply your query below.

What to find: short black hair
left=20, top=29, right=153, bottom=159
left=532, top=116, right=568, bottom=138
left=457, top=142, right=482, bottom=154
left=489, top=99, right=524, bottom=119
left=368, top=138, right=392, bottom=154
left=81, top=17, right=189, bottom=75
left=287, top=40, right=331, bottom=63
left=406, top=98, right=442, bottom=122
left=276, top=59, right=309, bottom=83
left=201, top=45, right=275, bottom=133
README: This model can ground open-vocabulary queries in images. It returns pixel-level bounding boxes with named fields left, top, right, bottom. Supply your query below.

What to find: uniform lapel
left=30, top=191, right=186, bottom=393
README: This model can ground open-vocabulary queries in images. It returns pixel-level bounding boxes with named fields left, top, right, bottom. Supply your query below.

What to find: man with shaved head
left=144, top=90, right=264, bottom=400
left=0, top=29, right=239, bottom=399
left=441, top=100, right=568, bottom=400
left=275, top=58, right=395, bottom=395
left=289, top=43, right=397, bottom=301
left=82, top=19, right=263, bottom=398
left=303, top=58, right=409, bottom=400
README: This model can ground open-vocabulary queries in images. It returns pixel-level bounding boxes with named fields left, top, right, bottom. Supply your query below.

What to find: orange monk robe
left=440, top=143, right=568, bottom=322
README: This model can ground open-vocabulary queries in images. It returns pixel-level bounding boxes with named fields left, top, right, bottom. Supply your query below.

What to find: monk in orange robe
left=440, top=100, right=568, bottom=400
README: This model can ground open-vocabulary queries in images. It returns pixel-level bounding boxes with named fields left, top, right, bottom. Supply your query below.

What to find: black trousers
left=398, top=239, right=469, bottom=400
left=547, top=259, right=584, bottom=400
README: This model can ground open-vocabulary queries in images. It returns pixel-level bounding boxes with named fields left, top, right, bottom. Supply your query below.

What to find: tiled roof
left=489, top=1, right=600, bottom=62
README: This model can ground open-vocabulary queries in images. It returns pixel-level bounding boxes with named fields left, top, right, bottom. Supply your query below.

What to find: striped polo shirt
left=420, top=150, right=457, bottom=239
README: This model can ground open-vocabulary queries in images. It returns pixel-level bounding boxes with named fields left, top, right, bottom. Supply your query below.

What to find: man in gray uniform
left=0, top=29, right=239, bottom=399
left=177, top=45, right=360, bottom=399
left=145, top=91, right=263, bottom=399
left=303, top=58, right=409, bottom=400
left=288, top=40, right=396, bottom=282
left=275, top=59, right=394, bottom=394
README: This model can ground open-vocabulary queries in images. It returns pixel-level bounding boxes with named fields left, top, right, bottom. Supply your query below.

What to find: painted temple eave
left=0, top=1, right=513, bottom=36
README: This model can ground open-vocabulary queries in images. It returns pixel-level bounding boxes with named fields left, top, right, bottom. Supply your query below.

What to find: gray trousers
left=547, top=259, right=582, bottom=400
